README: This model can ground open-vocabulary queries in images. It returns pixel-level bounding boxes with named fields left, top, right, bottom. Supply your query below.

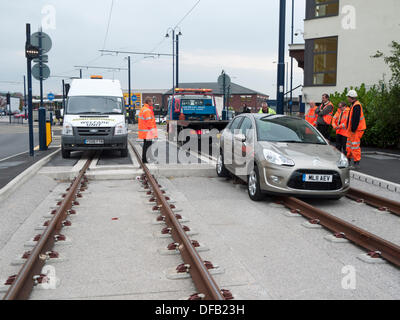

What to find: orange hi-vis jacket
left=347, top=100, right=366, bottom=134
left=321, top=101, right=334, bottom=125
left=332, top=107, right=350, bottom=137
left=305, top=106, right=318, bottom=127
left=138, top=104, right=158, bottom=140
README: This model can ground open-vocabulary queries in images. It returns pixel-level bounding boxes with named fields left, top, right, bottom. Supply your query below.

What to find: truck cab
left=167, top=88, right=220, bottom=121
left=167, top=88, right=229, bottom=142
left=61, top=76, right=128, bottom=158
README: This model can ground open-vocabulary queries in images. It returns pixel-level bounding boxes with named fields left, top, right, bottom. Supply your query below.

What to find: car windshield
left=256, top=116, right=327, bottom=145
left=65, top=96, right=124, bottom=115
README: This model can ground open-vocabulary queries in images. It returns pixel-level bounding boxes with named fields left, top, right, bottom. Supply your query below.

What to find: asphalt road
left=0, top=123, right=39, bottom=160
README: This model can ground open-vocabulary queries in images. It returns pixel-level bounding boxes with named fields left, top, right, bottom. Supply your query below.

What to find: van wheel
left=248, top=165, right=264, bottom=201
left=61, top=147, right=70, bottom=159
left=216, top=151, right=229, bottom=177
left=120, top=148, right=128, bottom=157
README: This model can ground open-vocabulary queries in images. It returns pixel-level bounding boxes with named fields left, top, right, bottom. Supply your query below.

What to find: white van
left=61, top=77, right=128, bottom=158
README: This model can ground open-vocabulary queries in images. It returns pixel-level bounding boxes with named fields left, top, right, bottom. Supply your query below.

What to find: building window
left=304, top=36, right=338, bottom=86
left=306, top=0, right=339, bottom=20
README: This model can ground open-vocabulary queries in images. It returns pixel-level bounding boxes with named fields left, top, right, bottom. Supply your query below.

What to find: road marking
left=0, top=144, right=42, bottom=162
left=0, top=151, right=28, bottom=163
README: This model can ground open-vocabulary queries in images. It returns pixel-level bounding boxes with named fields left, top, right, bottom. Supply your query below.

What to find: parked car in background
left=14, top=112, right=28, bottom=119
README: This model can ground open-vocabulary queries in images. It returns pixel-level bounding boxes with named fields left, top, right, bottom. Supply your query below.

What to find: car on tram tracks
left=217, top=114, right=350, bottom=201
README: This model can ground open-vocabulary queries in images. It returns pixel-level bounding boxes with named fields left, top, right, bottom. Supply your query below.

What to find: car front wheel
left=248, top=165, right=264, bottom=201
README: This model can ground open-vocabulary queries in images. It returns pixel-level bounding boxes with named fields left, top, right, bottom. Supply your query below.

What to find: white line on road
left=0, top=151, right=29, bottom=163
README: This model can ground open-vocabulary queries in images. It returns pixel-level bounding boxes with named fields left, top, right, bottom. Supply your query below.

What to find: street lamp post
left=165, top=27, right=182, bottom=91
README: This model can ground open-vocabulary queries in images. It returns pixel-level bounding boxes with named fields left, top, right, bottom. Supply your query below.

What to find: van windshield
left=66, top=96, right=124, bottom=115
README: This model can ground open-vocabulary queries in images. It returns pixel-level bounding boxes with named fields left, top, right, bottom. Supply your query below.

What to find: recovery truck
left=166, top=88, right=230, bottom=144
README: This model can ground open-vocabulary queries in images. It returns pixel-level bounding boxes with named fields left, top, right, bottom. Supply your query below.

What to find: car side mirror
left=234, top=133, right=246, bottom=142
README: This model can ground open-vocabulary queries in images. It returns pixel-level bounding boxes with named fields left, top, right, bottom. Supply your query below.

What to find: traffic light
left=25, top=44, right=40, bottom=59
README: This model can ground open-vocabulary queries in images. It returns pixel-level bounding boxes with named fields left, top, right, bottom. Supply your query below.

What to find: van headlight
left=62, top=123, right=73, bottom=136
left=263, top=149, right=295, bottom=166
left=114, top=122, right=128, bottom=135
left=337, top=153, right=349, bottom=168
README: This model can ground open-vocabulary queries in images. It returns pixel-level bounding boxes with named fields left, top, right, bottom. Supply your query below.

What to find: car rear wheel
left=216, top=151, right=229, bottom=178
left=248, top=165, right=264, bottom=201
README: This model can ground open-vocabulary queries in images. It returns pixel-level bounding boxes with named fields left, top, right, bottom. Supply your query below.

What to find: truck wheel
left=216, top=151, right=229, bottom=178
left=120, top=148, right=128, bottom=157
left=61, top=147, right=70, bottom=159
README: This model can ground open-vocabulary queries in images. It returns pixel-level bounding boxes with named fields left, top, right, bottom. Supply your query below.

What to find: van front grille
left=76, top=127, right=112, bottom=136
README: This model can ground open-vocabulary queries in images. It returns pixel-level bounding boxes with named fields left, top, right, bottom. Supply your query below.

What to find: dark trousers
left=142, top=139, right=153, bottom=163
left=317, top=124, right=330, bottom=140
left=335, top=134, right=347, bottom=154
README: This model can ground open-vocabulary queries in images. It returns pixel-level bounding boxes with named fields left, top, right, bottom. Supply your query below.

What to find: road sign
left=31, top=32, right=52, bottom=53
left=123, top=93, right=141, bottom=108
left=47, top=93, right=55, bottom=101
left=33, top=54, right=48, bottom=63
left=32, top=63, right=50, bottom=80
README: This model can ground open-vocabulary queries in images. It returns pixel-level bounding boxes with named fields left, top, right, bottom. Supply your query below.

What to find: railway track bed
left=0, top=136, right=399, bottom=300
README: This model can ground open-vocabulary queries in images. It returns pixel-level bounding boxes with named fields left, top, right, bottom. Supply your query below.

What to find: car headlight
left=114, top=122, right=128, bottom=135
left=337, top=153, right=349, bottom=168
left=62, top=123, right=73, bottom=136
left=263, top=149, right=295, bottom=166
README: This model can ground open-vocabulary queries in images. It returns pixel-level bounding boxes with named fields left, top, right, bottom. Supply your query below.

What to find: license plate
left=303, top=174, right=333, bottom=183
left=84, top=139, right=104, bottom=145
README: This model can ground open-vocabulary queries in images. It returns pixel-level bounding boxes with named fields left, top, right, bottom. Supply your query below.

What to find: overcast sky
left=0, top=0, right=306, bottom=99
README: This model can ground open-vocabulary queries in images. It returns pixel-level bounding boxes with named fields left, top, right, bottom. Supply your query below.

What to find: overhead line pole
left=290, top=0, right=294, bottom=115
left=276, top=0, right=286, bottom=115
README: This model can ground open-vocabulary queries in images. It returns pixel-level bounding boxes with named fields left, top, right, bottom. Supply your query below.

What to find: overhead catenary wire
left=121, top=0, right=202, bottom=66
left=102, top=0, right=115, bottom=51
left=173, top=0, right=201, bottom=29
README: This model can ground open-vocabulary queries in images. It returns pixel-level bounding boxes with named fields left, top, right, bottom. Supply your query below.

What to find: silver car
left=217, top=114, right=350, bottom=201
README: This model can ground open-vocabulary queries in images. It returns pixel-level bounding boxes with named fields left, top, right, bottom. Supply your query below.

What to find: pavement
left=356, top=149, right=400, bottom=184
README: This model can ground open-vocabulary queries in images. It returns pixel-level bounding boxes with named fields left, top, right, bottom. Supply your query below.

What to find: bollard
left=39, top=107, right=47, bottom=151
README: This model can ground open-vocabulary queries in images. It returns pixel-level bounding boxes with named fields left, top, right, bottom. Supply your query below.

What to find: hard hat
left=347, top=90, right=358, bottom=98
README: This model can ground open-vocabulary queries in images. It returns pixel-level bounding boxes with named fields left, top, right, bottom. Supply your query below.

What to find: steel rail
left=347, top=188, right=400, bottom=217
left=129, top=140, right=225, bottom=300
left=278, top=196, right=400, bottom=267
left=3, top=157, right=92, bottom=300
